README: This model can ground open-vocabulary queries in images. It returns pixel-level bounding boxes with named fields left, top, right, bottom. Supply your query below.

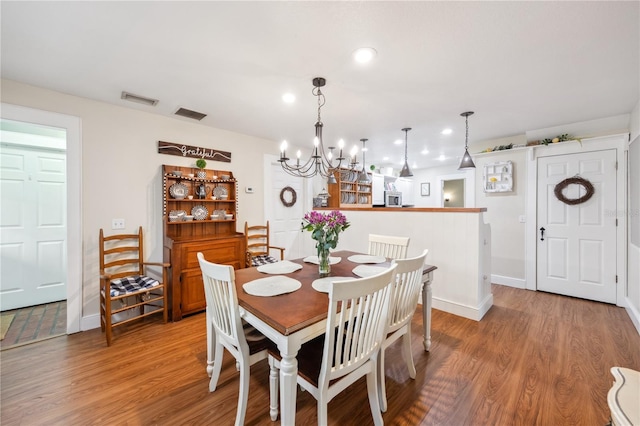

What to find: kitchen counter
left=315, top=206, right=487, bottom=213
left=312, top=206, right=492, bottom=321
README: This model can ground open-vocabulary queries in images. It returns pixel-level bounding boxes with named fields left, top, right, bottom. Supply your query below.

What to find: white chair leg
left=209, top=342, right=224, bottom=392
left=268, top=356, right=279, bottom=421
left=235, top=360, right=250, bottom=426
left=377, top=346, right=388, bottom=412
left=317, top=395, right=329, bottom=426
left=206, top=317, right=215, bottom=377
left=366, top=366, right=384, bottom=426
left=401, top=329, right=416, bottom=379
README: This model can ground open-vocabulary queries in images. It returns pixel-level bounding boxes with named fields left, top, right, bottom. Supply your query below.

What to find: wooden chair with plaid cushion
left=99, top=226, right=169, bottom=346
left=244, top=221, right=285, bottom=268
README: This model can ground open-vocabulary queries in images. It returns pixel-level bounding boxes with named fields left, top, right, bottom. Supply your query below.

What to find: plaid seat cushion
left=251, top=255, right=279, bottom=267
left=110, top=275, right=159, bottom=297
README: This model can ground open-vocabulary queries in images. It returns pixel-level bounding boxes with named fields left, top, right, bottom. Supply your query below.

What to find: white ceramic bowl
left=225, top=214, right=233, bottom=220
left=221, top=175, right=231, bottom=180
left=184, top=215, right=194, bottom=221
left=211, top=214, right=220, bottom=220
left=173, top=170, right=182, bottom=177
left=186, top=173, right=195, bottom=178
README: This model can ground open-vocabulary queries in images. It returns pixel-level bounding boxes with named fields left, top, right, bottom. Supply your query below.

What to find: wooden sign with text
left=157, top=141, right=231, bottom=163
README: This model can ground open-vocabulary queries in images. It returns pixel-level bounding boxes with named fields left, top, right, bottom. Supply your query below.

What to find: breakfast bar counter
left=313, top=206, right=492, bottom=321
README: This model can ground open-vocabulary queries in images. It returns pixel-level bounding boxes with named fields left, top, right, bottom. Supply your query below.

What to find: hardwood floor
left=1, top=285, right=639, bottom=425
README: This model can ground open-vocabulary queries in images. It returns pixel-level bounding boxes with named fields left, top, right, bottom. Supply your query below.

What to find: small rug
left=0, top=313, right=16, bottom=340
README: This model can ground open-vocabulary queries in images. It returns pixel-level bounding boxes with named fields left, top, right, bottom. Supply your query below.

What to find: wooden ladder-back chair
left=197, top=253, right=279, bottom=424
left=99, top=226, right=168, bottom=346
left=270, top=264, right=398, bottom=425
left=244, top=221, right=285, bottom=267
left=368, top=233, right=410, bottom=260
left=378, top=249, right=429, bottom=412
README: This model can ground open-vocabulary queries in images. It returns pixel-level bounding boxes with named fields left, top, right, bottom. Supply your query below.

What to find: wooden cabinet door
left=179, top=268, right=206, bottom=316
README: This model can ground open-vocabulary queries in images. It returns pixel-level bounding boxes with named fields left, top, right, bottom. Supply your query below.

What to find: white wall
left=473, top=149, right=528, bottom=283
left=1, top=79, right=280, bottom=321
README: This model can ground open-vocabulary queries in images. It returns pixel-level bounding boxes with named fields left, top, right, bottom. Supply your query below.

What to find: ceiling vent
left=174, top=107, right=207, bottom=121
left=120, top=91, right=159, bottom=106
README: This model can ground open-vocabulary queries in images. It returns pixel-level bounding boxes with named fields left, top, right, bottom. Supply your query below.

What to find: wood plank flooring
left=1, top=285, right=639, bottom=425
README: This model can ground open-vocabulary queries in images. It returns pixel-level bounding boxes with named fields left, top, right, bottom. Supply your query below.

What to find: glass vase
left=318, top=248, right=330, bottom=278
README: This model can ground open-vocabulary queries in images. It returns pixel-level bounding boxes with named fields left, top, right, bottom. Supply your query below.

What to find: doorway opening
left=442, top=178, right=465, bottom=207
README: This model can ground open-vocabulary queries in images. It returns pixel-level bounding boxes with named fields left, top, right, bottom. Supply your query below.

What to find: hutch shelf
left=162, top=164, right=245, bottom=321
left=327, top=169, right=372, bottom=208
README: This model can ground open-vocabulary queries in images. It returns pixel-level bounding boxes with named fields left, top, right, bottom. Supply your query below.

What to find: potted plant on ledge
left=196, top=158, right=207, bottom=179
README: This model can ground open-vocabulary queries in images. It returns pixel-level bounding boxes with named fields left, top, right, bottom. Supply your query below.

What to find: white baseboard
left=81, top=314, right=100, bottom=332
left=624, top=297, right=640, bottom=336
left=492, top=274, right=526, bottom=289
left=432, top=293, right=494, bottom=321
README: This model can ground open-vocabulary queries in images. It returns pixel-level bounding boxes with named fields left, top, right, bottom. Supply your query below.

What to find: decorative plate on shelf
left=213, top=186, right=228, bottom=199
left=169, top=182, right=189, bottom=199
left=191, top=205, right=209, bottom=220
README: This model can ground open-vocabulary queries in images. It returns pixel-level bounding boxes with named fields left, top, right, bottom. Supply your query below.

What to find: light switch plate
left=519, top=215, right=526, bottom=223
left=245, top=187, right=254, bottom=193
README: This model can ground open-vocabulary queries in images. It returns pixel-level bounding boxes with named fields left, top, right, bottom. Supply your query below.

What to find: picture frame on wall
left=421, top=182, right=430, bottom=196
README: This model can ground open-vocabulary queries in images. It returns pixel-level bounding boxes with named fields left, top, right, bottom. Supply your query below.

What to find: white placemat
left=352, top=265, right=389, bottom=278
left=256, top=260, right=303, bottom=274
left=311, top=276, right=353, bottom=293
left=303, top=255, right=342, bottom=265
left=347, top=254, right=387, bottom=264
left=243, top=276, right=302, bottom=297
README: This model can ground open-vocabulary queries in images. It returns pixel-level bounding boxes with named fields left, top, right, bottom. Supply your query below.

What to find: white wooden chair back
left=389, top=249, right=429, bottom=332
left=368, top=234, right=410, bottom=260
left=197, top=253, right=247, bottom=358
left=320, top=264, right=398, bottom=386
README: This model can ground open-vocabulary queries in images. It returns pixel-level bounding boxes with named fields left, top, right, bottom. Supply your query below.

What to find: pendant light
left=458, top=111, right=476, bottom=170
left=399, top=127, right=413, bottom=177
left=358, top=138, right=371, bottom=183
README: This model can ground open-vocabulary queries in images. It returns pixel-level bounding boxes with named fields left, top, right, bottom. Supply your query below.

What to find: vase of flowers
left=302, top=210, right=350, bottom=277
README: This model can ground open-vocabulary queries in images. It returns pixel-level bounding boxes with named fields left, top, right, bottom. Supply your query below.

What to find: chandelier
left=279, top=77, right=360, bottom=184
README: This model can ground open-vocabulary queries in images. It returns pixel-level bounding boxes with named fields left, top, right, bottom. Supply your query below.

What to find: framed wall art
left=421, top=182, right=430, bottom=196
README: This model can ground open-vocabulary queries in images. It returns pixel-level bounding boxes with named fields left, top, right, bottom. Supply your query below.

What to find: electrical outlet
left=112, top=218, right=125, bottom=229
left=519, top=215, right=526, bottom=223
left=245, top=187, right=254, bottom=193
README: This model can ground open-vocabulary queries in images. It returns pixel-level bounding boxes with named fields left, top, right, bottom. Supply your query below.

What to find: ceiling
left=1, top=1, right=638, bottom=170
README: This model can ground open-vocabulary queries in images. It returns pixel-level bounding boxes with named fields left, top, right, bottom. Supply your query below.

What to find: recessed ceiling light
left=394, top=139, right=403, bottom=145
left=353, top=47, right=377, bottom=64
left=438, top=154, right=446, bottom=161
left=441, top=128, right=452, bottom=135
left=383, top=156, right=389, bottom=161
left=282, top=93, right=295, bottom=103
left=421, top=149, right=429, bottom=155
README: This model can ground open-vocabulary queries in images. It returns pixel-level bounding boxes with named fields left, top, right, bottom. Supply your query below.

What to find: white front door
left=0, top=144, right=67, bottom=310
left=267, top=162, right=305, bottom=260
left=537, top=149, right=617, bottom=303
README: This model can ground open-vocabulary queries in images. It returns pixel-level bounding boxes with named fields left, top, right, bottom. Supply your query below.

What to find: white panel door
left=537, top=149, right=617, bottom=303
left=267, top=163, right=305, bottom=260
left=0, top=145, right=67, bottom=310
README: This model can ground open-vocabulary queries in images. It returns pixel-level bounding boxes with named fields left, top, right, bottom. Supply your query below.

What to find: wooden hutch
left=326, top=168, right=372, bottom=208
left=162, top=164, right=245, bottom=321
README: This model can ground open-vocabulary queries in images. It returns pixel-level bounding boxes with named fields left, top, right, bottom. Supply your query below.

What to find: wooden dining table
left=230, top=250, right=437, bottom=425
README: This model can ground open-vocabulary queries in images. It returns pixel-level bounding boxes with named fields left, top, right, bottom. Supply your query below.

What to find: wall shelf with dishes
left=162, top=164, right=245, bottom=321
left=483, top=161, right=513, bottom=192
left=326, top=168, right=372, bottom=208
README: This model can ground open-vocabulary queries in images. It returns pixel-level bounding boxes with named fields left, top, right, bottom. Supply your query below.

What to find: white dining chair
left=197, top=252, right=279, bottom=425
left=368, top=234, right=410, bottom=260
left=269, top=264, right=398, bottom=426
left=377, top=249, right=429, bottom=412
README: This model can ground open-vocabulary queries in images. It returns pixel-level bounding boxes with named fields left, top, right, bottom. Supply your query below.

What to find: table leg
left=279, top=348, right=300, bottom=425
left=422, top=272, right=433, bottom=352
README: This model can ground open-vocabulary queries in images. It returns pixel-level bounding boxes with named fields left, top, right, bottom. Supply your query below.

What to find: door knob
left=540, top=227, right=545, bottom=241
